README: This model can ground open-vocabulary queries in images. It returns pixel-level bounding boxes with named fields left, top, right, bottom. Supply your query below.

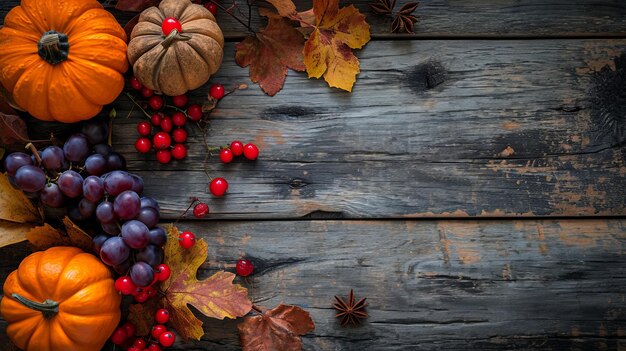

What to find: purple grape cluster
left=4, top=121, right=166, bottom=288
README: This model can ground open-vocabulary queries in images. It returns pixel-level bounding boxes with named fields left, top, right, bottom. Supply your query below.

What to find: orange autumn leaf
left=160, top=225, right=252, bottom=341
left=303, top=0, right=370, bottom=91
left=238, top=304, right=315, bottom=351
left=236, top=9, right=305, bottom=96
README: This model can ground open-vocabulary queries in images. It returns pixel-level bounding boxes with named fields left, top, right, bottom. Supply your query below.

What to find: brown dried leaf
left=238, top=304, right=315, bottom=351
left=0, top=220, right=35, bottom=248
left=115, top=0, right=160, bottom=12
left=25, top=218, right=93, bottom=251
left=236, top=9, right=305, bottom=96
left=0, top=113, right=29, bottom=146
left=25, top=223, right=68, bottom=250
left=128, top=299, right=159, bottom=337
left=0, top=173, right=41, bottom=225
left=62, top=217, right=94, bottom=252
left=160, top=225, right=252, bottom=341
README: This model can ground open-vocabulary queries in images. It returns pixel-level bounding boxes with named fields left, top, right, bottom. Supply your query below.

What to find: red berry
left=151, top=113, right=162, bottom=126
left=141, top=86, right=154, bottom=98
left=159, top=331, right=176, bottom=347
left=153, top=132, right=171, bottom=150
left=230, top=140, right=244, bottom=156
left=204, top=2, right=218, bottom=15
left=155, top=264, right=171, bottom=281
left=134, top=291, right=150, bottom=303
left=179, top=231, right=196, bottom=249
left=148, top=95, right=164, bottom=110
left=148, top=344, right=162, bottom=351
left=115, top=276, right=136, bottom=295
left=172, top=128, right=188, bottom=143
left=209, top=83, right=225, bottom=99
left=128, top=347, right=141, bottom=351
left=156, top=150, right=172, bottom=164
left=151, top=325, right=167, bottom=339
left=133, top=338, right=147, bottom=349
left=135, top=138, right=152, bottom=154
left=219, top=148, right=233, bottom=163
left=110, top=327, right=128, bottom=345
left=160, top=116, right=173, bottom=132
left=137, top=121, right=152, bottom=136
left=130, top=76, right=143, bottom=90
left=123, top=322, right=136, bottom=338
left=236, top=259, right=254, bottom=277
left=186, top=104, right=202, bottom=122
left=243, top=143, right=259, bottom=160
left=171, top=144, right=187, bottom=160
left=172, top=95, right=188, bottom=108
left=209, top=177, right=228, bottom=196
left=193, top=202, right=209, bottom=218
left=155, top=308, right=170, bottom=324
left=162, top=17, right=182, bottom=35
left=172, top=111, right=187, bottom=126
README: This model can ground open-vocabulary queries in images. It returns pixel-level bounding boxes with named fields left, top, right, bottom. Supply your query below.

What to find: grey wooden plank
left=100, top=39, right=626, bottom=219
left=2, top=219, right=624, bottom=350
left=2, top=0, right=626, bottom=39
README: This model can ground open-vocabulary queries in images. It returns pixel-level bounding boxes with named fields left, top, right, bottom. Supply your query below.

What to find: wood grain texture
left=2, top=219, right=624, bottom=350
left=100, top=40, right=626, bottom=219
left=2, top=1, right=626, bottom=39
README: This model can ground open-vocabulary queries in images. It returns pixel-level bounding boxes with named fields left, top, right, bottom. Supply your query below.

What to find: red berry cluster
left=115, top=263, right=171, bottom=302
left=219, top=140, right=259, bottom=163
left=130, top=76, right=206, bottom=164
left=110, top=308, right=176, bottom=350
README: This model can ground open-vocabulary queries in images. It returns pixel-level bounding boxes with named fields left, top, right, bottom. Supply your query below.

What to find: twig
left=209, top=0, right=255, bottom=34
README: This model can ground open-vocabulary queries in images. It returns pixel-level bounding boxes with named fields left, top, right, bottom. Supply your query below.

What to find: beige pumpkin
left=127, top=0, right=224, bottom=96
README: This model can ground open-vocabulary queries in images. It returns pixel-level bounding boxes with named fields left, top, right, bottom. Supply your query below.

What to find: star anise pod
left=391, top=2, right=419, bottom=34
left=369, top=0, right=395, bottom=15
left=333, top=290, right=368, bottom=326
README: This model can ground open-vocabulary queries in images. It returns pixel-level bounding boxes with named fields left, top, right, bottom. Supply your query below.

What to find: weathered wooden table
left=2, top=0, right=626, bottom=350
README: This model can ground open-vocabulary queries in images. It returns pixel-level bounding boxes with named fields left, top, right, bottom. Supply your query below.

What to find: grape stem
left=25, top=143, right=42, bottom=165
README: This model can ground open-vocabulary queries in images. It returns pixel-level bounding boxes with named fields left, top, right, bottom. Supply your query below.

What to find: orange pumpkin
left=0, top=0, right=128, bottom=122
left=0, top=246, right=121, bottom=351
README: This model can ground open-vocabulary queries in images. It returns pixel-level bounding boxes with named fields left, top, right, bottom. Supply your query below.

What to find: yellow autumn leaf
left=303, top=0, right=370, bottom=91
left=160, top=225, right=252, bottom=341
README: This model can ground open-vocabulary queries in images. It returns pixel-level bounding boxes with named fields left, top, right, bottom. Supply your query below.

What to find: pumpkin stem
left=12, top=294, right=59, bottom=319
left=161, top=29, right=191, bottom=49
left=38, top=30, right=70, bottom=65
